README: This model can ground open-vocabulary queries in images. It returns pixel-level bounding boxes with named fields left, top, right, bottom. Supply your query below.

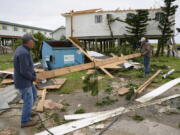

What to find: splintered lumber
left=35, top=94, right=180, bottom=135
left=1, top=79, right=14, bottom=85
left=37, top=53, right=141, bottom=79
left=36, top=89, right=47, bottom=112
left=37, top=78, right=67, bottom=90
left=118, top=87, right=130, bottom=95
left=136, top=70, right=162, bottom=94
left=68, top=37, right=114, bottom=78
left=99, top=67, right=114, bottom=78
left=136, top=78, right=180, bottom=103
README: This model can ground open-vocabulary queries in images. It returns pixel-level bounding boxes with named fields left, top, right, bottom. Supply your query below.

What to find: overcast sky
left=0, top=0, right=180, bottom=42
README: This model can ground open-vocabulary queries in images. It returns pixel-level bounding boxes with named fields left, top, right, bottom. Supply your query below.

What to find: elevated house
left=62, top=8, right=175, bottom=51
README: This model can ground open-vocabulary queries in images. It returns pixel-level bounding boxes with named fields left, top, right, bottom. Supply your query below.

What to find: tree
left=33, top=32, right=51, bottom=61
left=156, top=0, right=178, bottom=56
left=110, top=10, right=150, bottom=50
left=125, top=10, right=149, bottom=49
left=12, top=32, right=50, bottom=61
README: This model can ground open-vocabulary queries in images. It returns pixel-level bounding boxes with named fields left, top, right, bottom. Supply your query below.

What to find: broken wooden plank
left=118, top=87, right=129, bottom=95
left=36, top=89, right=47, bottom=112
left=68, top=37, right=114, bottom=78
left=35, top=94, right=180, bottom=135
left=1, top=79, right=14, bottom=85
left=136, top=70, right=162, bottom=94
left=136, top=78, right=180, bottom=103
left=37, top=78, right=66, bottom=90
left=44, top=99, right=63, bottom=110
left=37, top=53, right=141, bottom=79
left=99, top=67, right=114, bottom=78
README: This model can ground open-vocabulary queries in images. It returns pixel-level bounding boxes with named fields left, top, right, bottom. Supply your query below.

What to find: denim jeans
left=19, top=84, right=37, bottom=124
left=144, top=56, right=150, bottom=75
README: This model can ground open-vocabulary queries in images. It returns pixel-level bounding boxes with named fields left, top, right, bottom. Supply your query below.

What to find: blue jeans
left=144, top=56, right=150, bottom=75
left=19, top=85, right=37, bottom=124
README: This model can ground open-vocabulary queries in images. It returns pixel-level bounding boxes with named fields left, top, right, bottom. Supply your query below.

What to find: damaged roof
left=62, top=8, right=162, bottom=16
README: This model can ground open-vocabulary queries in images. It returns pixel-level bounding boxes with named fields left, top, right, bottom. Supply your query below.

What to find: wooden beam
left=36, top=88, right=47, bottom=112
left=136, top=78, right=180, bottom=103
left=136, top=70, right=162, bottom=94
left=37, top=53, right=141, bottom=79
left=68, top=37, right=114, bottom=78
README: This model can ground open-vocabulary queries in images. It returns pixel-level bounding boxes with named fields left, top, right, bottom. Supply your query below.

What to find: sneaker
left=21, top=120, right=38, bottom=128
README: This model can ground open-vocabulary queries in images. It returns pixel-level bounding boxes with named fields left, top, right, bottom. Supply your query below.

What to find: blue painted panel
left=41, top=40, right=84, bottom=70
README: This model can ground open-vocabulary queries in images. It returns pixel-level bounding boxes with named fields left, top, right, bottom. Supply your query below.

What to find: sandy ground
left=0, top=79, right=180, bottom=135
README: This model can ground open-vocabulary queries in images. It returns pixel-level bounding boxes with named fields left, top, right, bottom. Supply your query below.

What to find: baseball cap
left=140, top=37, right=146, bottom=42
left=22, top=34, right=37, bottom=43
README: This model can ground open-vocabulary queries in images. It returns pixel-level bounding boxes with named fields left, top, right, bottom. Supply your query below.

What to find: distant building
left=51, top=26, right=66, bottom=40
left=62, top=8, right=175, bottom=40
left=0, top=20, right=53, bottom=48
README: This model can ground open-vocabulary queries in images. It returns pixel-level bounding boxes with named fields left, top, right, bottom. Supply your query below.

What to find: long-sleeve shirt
left=141, top=42, right=152, bottom=57
left=13, top=45, right=36, bottom=89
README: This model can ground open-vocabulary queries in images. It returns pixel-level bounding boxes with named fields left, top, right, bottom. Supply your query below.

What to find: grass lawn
left=55, top=70, right=112, bottom=94
left=0, top=54, right=13, bottom=70
left=118, top=56, right=180, bottom=85
left=0, top=53, right=179, bottom=93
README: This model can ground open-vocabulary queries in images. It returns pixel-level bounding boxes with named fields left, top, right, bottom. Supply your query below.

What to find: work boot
left=31, top=112, right=37, bottom=117
left=21, top=120, right=38, bottom=128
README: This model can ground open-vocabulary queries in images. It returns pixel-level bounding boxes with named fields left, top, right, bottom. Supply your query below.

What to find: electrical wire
left=0, top=107, right=54, bottom=135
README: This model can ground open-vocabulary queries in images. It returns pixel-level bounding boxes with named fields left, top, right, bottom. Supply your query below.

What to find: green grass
left=118, top=56, right=180, bottom=85
left=130, top=115, right=144, bottom=121
left=55, top=70, right=112, bottom=94
left=74, top=108, right=86, bottom=114
left=0, top=54, right=13, bottom=70
left=96, top=96, right=118, bottom=106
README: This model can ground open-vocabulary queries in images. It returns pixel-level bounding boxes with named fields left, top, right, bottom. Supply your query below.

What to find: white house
left=0, top=20, right=53, bottom=49
left=51, top=26, right=66, bottom=40
left=62, top=8, right=175, bottom=40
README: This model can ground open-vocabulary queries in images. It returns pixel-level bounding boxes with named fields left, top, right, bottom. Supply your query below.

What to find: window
left=44, top=32, right=47, bottom=35
left=155, top=12, right=164, bottom=22
left=95, top=15, right=103, bottom=23
left=31, top=30, right=34, bottom=34
left=2, top=25, right=7, bottom=30
left=23, top=28, right=27, bottom=32
left=14, top=26, right=18, bottom=31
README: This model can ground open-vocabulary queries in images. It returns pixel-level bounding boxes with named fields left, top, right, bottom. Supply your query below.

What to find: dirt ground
left=0, top=77, right=180, bottom=135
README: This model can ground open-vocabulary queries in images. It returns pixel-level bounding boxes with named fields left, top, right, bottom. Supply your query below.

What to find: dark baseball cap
left=22, top=34, right=37, bottom=43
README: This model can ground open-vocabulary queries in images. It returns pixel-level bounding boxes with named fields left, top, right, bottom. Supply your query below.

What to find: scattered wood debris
left=0, top=128, right=17, bottom=135
left=44, top=99, right=63, bottom=110
left=86, top=69, right=95, bottom=75
left=35, top=94, right=180, bottom=135
left=36, top=88, right=47, bottom=112
left=0, top=79, right=14, bottom=85
left=136, top=78, right=180, bottom=103
left=136, top=70, right=162, bottom=94
left=37, top=78, right=66, bottom=90
left=118, top=87, right=129, bottom=95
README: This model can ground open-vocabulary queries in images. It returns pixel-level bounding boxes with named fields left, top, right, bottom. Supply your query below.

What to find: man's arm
left=19, top=53, right=36, bottom=81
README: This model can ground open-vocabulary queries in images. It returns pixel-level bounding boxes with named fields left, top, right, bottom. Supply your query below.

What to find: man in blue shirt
left=14, top=34, right=41, bottom=128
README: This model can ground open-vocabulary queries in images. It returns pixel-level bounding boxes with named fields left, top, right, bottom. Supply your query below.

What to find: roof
left=62, top=8, right=162, bottom=16
left=52, top=26, right=66, bottom=33
left=0, top=20, right=53, bottom=32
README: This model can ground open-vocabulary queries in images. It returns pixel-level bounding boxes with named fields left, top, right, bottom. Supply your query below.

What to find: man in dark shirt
left=140, top=37, right=152, bottom=76
left=14, top=34, right=41, bottom=128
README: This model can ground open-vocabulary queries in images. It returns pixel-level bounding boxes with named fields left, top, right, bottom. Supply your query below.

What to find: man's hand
left=35, top=78, right=44, bottom=83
